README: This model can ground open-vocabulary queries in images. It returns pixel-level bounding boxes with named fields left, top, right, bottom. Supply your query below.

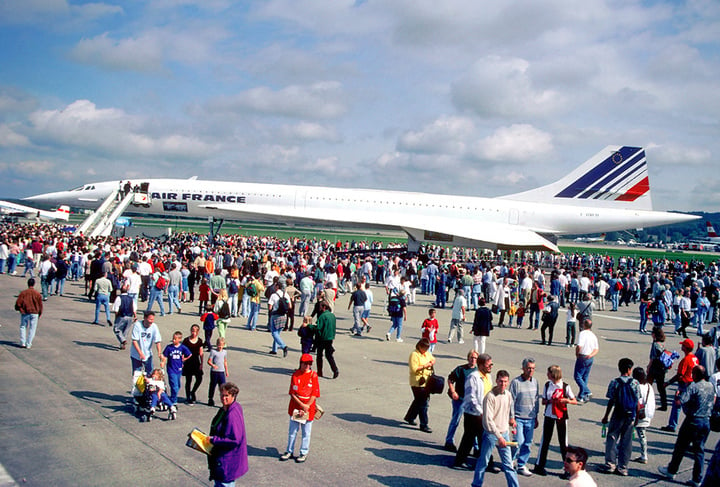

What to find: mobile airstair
left=75, top=190, right=137, bottom=237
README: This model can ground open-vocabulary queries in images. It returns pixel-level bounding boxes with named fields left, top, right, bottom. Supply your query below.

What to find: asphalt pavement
left=0, top=275, right=715, bottom=486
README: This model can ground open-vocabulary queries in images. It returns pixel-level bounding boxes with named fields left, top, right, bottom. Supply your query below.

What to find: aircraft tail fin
left=501, top=146, right=652, bottom=210
left=707, top=221, right=718, bottom=238
left=55, top=205, right=70, bottom=221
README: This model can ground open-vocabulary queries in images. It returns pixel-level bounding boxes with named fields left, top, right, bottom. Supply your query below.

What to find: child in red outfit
left=421, top=308, right=439, bottom=352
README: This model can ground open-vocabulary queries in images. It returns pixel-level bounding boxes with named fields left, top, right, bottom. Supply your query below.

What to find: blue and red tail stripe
left=555, top=146, right=649, bottom=201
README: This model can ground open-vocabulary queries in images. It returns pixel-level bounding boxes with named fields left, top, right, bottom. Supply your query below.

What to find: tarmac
left=0, top=274, right=716, bottom=487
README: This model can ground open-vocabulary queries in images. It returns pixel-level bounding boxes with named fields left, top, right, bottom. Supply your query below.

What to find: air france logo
left=151, top=192, right=247, bottom=203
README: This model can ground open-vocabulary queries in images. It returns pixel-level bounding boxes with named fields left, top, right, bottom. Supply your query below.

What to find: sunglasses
left=564, top=457, right=579, bottom=463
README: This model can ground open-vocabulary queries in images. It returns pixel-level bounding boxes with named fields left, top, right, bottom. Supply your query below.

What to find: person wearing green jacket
left=312, top=301, right=339, bottom=379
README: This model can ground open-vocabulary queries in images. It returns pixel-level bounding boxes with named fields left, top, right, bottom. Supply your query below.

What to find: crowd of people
left=4, top=220, right=720, bottom=485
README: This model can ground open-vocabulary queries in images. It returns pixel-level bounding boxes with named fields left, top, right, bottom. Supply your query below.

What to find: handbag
left=637, top=386, right=648, bottom=421
left=425, top=367, right=445, bottom=395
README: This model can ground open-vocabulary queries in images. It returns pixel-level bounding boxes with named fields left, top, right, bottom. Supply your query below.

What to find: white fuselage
left=26, top=178, right=691, bottom=236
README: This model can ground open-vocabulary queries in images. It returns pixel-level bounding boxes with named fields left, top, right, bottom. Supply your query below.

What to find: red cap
left=300, top=353, right=314, bottom=363
left=679, top=338, right=694, bottom=349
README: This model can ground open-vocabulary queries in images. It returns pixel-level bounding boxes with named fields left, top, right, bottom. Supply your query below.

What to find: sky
left=0, top=0, right=718, bottom=212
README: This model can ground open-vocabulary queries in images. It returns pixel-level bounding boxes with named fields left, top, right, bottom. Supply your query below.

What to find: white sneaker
left=396, top=338, right=404, bottom=342
left=385, top=333, right=390, bottom=341
left=657, top=466, right=675, bottom=480
left=517, top=466, right=533, bottom=477
left=458, top=340, right=465, bottom=344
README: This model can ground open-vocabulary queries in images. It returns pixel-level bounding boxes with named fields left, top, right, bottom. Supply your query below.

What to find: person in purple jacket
left=208, top=382, right=248, bottom=486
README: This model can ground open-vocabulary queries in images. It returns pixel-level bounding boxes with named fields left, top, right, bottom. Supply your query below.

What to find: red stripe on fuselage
left=615, top=176, right=649, bottom=202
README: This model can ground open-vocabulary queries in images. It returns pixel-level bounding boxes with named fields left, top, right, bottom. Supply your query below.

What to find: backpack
left=245, top=282, right=257, bottom=297
left=387, top=296, right=402, bottom=316
left=264, top=283, right=276, bottom=299
left=218, top=300, right=231, bottom=319
left=615, top=377, right=638, bottom=420
left=227, top=279, right=238, bottom=294
left=274, top=292, right=290, bottom=315
left=155, top=275, right=167, bottom=290
left=615, top=280, right=623, bottom=291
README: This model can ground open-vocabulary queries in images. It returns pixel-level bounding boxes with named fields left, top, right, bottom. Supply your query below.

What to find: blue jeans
left=271, top=328, right=286, bottom=353
left=445, top=398, right=464, bottom=445
left=574, top=356, right=593, bottom=400
left=41, top=276, right=51, bottom=300
left=146, top=287, right=165, bottom=315
left=388, top=316, right=403, bottom=339
left=513, top=417, right=535, bottom=468
left=54, top=277, right=66, bottom=296
left=94, top=293, right=111, bottom=323
left=131, top=356, right=153, bottom=375
left=246, top=301, right=260, bottom=330
left=19, top=313, right=39, bottom=347
left=150, top=391, right=174, bottom=409
left=7, top=254, right=17, bottom=274
left=472, top=431, right=519, bottom=487
left=639, top=303, right=648, bottom=331
left=668, top=382, right=688, bottom=429
left=668, top=417, right=710, bottom=483
left=610, top=292, right=619, bottom=311
left=286, top=419, right=313, bottom=455
left=167, top=371, right=182, bottom=405
left=167, top=285, right=181, bottom=313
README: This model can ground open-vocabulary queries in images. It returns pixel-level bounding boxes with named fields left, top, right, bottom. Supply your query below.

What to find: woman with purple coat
left=208, top=382, right=248, bottom=486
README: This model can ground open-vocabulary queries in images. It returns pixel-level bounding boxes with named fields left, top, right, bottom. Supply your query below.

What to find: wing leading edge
left=201, top=203, right=560, bottom=252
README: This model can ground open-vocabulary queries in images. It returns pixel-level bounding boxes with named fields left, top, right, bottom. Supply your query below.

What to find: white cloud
left=471, top=124, right=553, bottom=161
left=0, top=124, right=30, bottom=147
left=0, top=0, right=121, bottom=25
left=648, top=143, right=712, bottom=167
left=281, top=122, right=339, bottom=142
left=452, top=56, right=564, bottom=118
left=0, top=159, right=54, bottom=175
left=397, top=116, right=474, bottom=155
left=70, top=33, right=164, bottom=72
left=207, top=82, right=347, bottom=119
left=28, top=100, right=211, bottom=159
left=70, top=26, right=225, bottom=72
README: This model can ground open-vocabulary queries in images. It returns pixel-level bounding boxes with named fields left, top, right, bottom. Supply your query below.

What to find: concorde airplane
left=25, top=146, right=699, bottom=252
left=0, top=200, right=70, bottom=222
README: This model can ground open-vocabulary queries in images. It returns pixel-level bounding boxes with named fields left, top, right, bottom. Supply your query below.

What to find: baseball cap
left=679, top=338, right=694, bottom=349
left=300, top=353, right=314, bottom=363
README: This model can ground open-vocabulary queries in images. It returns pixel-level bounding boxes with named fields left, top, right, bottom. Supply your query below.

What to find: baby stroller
left=132, top=369, right=176, bottom=422
left=131, top=369, right=153, bottom=422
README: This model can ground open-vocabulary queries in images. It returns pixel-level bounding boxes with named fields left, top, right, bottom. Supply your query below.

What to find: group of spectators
left=5, top=220, right=720, bottom=485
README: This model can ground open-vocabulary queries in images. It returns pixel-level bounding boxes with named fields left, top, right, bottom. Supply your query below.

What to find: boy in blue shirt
left=162, top=331, right=192, bottom=406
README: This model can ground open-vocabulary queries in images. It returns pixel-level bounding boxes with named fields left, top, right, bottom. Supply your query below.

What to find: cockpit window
left=70, top=185, right=85, bottom=191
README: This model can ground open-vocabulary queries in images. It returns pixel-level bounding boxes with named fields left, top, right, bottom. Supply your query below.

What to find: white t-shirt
left=576, top=329, right=598, bottom=356
left=542, top=380, right=576, bottom=418
left=451, top=295, right=467, bottom=320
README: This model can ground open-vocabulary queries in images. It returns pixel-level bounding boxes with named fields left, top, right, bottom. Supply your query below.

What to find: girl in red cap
left=279, top=354, right=320, bottom=463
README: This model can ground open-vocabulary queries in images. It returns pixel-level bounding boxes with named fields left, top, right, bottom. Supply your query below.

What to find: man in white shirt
left=574, top=319, right=599, bottom=403
left=564, top=446, right=597, bottom=486
left=448, top=289, right=467, bottom=344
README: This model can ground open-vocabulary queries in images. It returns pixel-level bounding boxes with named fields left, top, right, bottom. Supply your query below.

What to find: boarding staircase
left=75, top=190, right=135, bottom=238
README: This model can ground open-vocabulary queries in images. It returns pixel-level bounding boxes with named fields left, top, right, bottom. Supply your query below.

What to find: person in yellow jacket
left=404, top=338, right=435, bottom=433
